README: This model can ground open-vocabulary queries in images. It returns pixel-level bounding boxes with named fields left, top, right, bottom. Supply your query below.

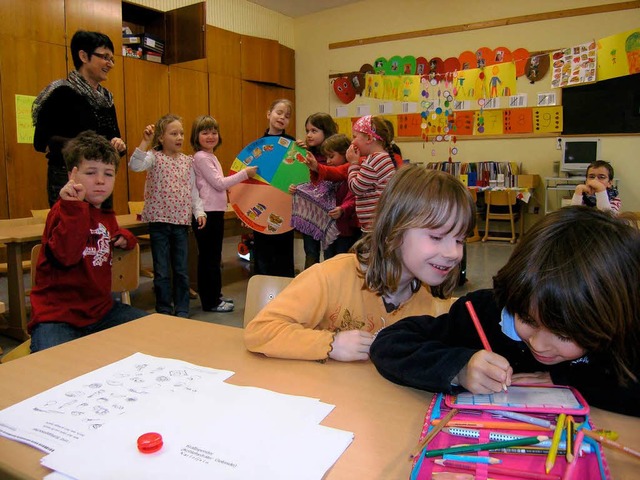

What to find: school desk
left=0, top=314, right=639, bottom=480
left=0, top=213, right=148, bottom=342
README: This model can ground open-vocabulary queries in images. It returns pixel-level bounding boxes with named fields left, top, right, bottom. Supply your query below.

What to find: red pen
left=465, top=300, right=508, bottom=392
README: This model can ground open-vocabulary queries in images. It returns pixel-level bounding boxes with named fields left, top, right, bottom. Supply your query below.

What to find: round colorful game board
left=228, top=136, right=309, bottom=234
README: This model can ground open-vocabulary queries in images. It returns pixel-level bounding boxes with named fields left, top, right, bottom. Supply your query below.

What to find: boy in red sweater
left=29, top=131, right=148, bottom=352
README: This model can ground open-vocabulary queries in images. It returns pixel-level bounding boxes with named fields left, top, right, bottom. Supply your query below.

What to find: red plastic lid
left=137, top=432, right=163, bottom=453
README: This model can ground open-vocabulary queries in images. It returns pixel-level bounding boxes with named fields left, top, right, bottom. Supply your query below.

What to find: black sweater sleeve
left=371, top=289, right=640, bottom=417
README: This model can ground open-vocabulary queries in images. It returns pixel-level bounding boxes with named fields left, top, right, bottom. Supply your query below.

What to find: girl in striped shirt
left=346, top=115, right=397, bottom=232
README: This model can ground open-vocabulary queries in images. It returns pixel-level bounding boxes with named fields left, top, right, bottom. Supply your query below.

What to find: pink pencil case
left=413, top=392, right=611, bottom=480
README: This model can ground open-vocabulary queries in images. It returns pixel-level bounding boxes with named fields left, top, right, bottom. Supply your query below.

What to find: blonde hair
left=151, top=113, right=182, bottom=151
left=355, top=165, right=476, bottom=299
left=268, top=98, right=293, bottom=115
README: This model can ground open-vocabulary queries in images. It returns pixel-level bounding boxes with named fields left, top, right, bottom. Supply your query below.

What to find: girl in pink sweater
left=190, top=115, right=257, bottom=312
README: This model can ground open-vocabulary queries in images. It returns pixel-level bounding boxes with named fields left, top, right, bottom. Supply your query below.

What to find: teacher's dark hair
left=493, top=206, right=640, bottom=385
left=70, top=30, right=115, bottom=70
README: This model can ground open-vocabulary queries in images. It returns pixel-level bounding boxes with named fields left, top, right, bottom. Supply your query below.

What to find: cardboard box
left=517, top=174, right=540, bottom=188
left=143, top=52, right=162, bottom=63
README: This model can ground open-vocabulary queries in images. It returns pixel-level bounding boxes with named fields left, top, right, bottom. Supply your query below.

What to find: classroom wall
left=293, top=0, right=640, bottom=212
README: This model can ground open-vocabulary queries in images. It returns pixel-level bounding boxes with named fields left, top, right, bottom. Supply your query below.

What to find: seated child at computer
left=571, top=160, right=621, bottom=213
left=29, top=131, right=148, bottom=353
left=370, top=207, right=640, bottom=416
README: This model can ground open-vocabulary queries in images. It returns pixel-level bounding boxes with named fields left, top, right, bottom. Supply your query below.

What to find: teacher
left=32, top=30, right=126, bottom=207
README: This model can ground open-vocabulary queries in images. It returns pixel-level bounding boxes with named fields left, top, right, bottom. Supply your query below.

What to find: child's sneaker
left=213, top=301, right=234, bottom=313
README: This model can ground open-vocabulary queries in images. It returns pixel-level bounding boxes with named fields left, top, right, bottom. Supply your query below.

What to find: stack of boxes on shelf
left=122, top=28, right=164, bottom=63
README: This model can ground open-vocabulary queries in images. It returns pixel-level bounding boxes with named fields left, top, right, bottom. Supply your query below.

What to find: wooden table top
left=0, top=314, right=638, bottom=479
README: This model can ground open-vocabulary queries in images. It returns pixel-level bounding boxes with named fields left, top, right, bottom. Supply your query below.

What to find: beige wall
left=293, top=0, right=640, bottom=212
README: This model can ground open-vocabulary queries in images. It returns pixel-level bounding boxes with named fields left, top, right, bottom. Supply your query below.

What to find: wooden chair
left=243, top=275, right=293, bottom=327
left=30, top=209, right=50, bottom=220
left=1, top=244, right=141, bottom=364
left=482, top=190, right=523, bottom=244
left=127, top=201, right=154, bottom=279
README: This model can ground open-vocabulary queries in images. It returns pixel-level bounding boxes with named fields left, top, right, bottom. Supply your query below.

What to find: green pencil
left=423, top=435, right=549, bottom=458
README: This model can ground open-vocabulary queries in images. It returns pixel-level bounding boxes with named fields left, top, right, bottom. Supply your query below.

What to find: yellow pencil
left=565, top=415, right=575, bottom=462
left=545, top=413, right=566, bottom=474
left=409, top=408, right=459, bottom=459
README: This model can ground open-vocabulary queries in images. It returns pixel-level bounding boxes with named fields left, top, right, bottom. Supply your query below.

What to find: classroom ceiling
left=246, top=0, right=363, bottom=18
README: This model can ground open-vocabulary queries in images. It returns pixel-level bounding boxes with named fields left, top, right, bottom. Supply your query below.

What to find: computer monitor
left=560, top=137, right=601, bottom=176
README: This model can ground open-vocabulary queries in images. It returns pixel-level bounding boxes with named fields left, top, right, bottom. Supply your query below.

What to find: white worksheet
left=42, top=388, right=353, bottom=480
left=0, top=353, right=234, bottom=453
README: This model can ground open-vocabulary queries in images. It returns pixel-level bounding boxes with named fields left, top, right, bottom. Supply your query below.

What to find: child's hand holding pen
left=59, top=167, right=85, bottom=202
left=456, top=350, right=513, bottom=394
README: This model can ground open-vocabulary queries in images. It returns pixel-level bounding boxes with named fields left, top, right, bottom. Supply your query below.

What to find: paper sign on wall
left=15, top=94, right=36, bottom=144
left=533, top=106, right=563, bottom=133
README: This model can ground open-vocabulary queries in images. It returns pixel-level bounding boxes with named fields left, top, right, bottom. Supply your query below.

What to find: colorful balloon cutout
left=492, top=46, right=513, bottom=64
left=512, top=48, right=530, bottom=77
left=333, top=76, right=356, bottom=103
left=475, top=47, right=493, bottom=67
left=458, top=51, right=477, bottom=70
left=350, top=71, right=365, bottom=95
left=228, top=137, right=310, bottom=234
left=443, top=57, right=461, bottom=78
left=428, top=57, right=445, bottom=79
left=373, top=57, right=388, bottom=74
left=416, top=56, right=430, bottom=76
left=525, top=53, right=550, bottom=83
left=387, top=55, right=404, bottom=75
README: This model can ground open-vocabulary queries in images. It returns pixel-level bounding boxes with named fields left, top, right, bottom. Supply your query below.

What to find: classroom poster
left=474, top=109, right=503, bottom=135
left=550, top=41, right=597, bottom=88
left=532, top=106, right=563, bottom=133
left=334, top=117, right=353, bottom=137
left=485, top=62, right=517, bottom=98
left=15, top=94, right=36, bottom=143
left=503, top=108, right=534, bottom=134
left=596, top=28, right=640, bottom=81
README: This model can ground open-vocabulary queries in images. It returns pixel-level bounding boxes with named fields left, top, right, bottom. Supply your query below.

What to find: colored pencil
left=565, top=416, right=575, bottom=462
left=443, top=427, right=590, bottom=453
left=487, top=409, right=553, bottom=429
left=562, top=430, right=585, bottom=480
left=581, top=428, right=640, bottom=459
left=410, top=408, right=459, bottom=459
left=423, top=435, right=549, bottom=458
left=443, top=453, right=502, bottom=464
left=434, top=458, right=562, bottom=480
left=490, top=446, right=567, bottom=455
left=545, top=413, right=566, bottom=473
left=432, top=419, right=548, bottom=431
left=465, top=300, right=507, bottom=392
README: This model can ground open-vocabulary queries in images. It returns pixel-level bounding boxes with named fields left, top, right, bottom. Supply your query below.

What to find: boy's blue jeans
left=30, top=301, right=148, bottom=353
left=149, top=222, right=190, bottom=317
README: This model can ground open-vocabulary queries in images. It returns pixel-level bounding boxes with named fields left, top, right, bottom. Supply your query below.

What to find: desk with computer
left=544, top=137, right=618, bottom=214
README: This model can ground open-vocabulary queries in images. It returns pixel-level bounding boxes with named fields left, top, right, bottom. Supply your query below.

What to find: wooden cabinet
left=123, top=57, right=170, bottom=201
left=169, top=65, right=209, bottom=146
left=0, top=0, right=65, bottom=46
left=66, top=0, right=123, bottom=55
left=207, top=26, right=241, bottom=78
left=279, top=44, right=295, bottom=89
left=241, top=82, right=296, bottom=146
left=241, top=35, right=280, bottom=85
left=209, top=74, right=243, bottom=174
left=0, top=39, right=67, bottom=217
left=122, top=1, right=206, bottom=65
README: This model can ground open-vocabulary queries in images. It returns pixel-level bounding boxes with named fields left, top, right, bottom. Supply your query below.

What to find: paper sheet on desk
left=42, top=388, right=354, bottom=480
left=0, top=353, right=234, bottom=453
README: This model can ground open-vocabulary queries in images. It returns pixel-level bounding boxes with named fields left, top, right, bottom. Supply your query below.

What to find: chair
left=243, top=275, right=293, bottom=327
left=482, top=190, right=523, bottom=244
left=467, top=188, right=481, bottom=243
left=127, top=201, right=154, bottom=279
left=0, top=216, right=45, bottom=275
left=1, top=244, right=140, bottom=364
left=30, top=209, right=50, bottom=220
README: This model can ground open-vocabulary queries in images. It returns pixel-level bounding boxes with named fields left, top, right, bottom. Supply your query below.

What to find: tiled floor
left=0, top=236, right=515, bottom=357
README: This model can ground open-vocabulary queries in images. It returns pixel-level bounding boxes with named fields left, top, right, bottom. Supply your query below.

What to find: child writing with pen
left=371, top=206, right=640, bottom=417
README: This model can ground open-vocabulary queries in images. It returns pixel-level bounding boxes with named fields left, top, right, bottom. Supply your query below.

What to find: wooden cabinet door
left=279, top=44, right=295, bottom=89
left=209, top=74, right=243, bottom=174
left=0, top=39, right=67, bottom=217
left=0, top=0, right=65, bottom=45
left=207, top=26, right=241, bottom=78
left=241, top=35, right=280, bottom=84
left=165, top=2, right=206, bottom=64
left=168, top=66, right=209, bottom=150
left=123, top=57, right=169, bottom=201
left=65, top=0, right=123, bottom=55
